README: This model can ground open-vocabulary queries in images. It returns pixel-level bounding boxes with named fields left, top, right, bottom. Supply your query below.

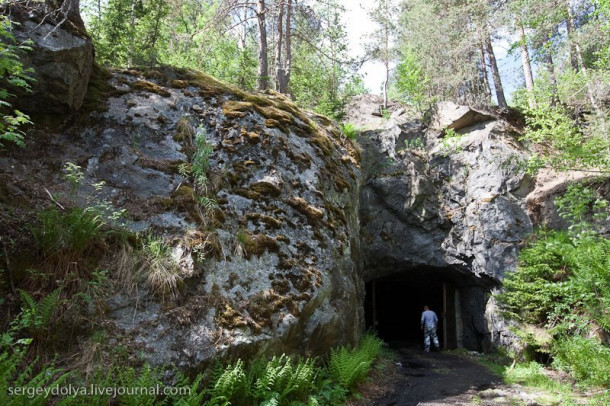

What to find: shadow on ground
left=350, top=341, right=552, bottom=406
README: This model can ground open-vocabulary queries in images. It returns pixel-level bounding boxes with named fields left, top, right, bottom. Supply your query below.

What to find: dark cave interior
left=364, top=266, right=493, bottom=351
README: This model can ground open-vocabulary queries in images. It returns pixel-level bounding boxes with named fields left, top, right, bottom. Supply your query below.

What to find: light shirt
left=421, top=310, right=438, bottom=327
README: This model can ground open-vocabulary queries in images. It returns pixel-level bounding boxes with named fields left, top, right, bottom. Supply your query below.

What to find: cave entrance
left=364, top=268, right=463, bottom=350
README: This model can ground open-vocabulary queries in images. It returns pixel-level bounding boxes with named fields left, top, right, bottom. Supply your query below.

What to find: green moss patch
left=234, top=188, right=260, bottom=200
left=169, top=79, right=189, bottom=89
left=245, top=212, right=282, bottom=229
left=249, top=180, right=281, bottom=197
left=286, top=197, right=324, bottom=222
left=137, top=157, right=184, bottom=173
left=129, top=80, right=171, bottom=97
left=237, top=230, right=280, bottom=259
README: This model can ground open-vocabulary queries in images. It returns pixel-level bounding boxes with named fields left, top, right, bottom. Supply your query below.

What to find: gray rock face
left=0, top=68, right=362, bottom=370
left=0, top=74, right=543, bottom=369
left=430, top=101, right=494, bottom=131
left=13, top=21, right=93, bottom=113
left=359, top=102, right=533, bottom=351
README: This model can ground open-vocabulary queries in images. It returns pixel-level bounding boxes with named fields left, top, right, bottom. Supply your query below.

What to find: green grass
left=467, top=352, right=606, bottom=405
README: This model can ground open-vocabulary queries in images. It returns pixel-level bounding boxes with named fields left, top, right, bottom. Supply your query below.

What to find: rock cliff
left=357, top=102, right=533, bottom=350
left=0, top=23, right=564, bottom=367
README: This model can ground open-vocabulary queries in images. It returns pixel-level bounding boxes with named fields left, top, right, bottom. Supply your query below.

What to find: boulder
left=13, top=20, right=93, bottom=114
left=431, top=101, right=494, bottom=131
left=0, top=67, right=363, bottom=369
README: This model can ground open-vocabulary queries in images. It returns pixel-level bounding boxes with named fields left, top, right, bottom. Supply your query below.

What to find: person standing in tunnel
left=421, top=305, right=440, bottom=352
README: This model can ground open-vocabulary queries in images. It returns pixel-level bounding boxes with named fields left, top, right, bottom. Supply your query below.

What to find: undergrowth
left=0, top=333, right=383, bottom=405
left=495, top=181, right=610, bottom=393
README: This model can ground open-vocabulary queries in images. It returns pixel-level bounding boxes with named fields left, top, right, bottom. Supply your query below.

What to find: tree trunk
left=565, top=5, right=579, bottom=71
left=280, top=0, right=292, bottom=94
left=127, top=0, right=137, bottom=67
left=256, top=0, right=269, bottom=90
left=543, top=43, right=558, bottom=106
left=383, top=0, right=389, bottom=109
left=45, top=0, right=86, bottom=32
left=567, top=1, right=602, bottom=115
left=275, top=0, right=285, bottom=92
left=518, top=23, right=536, bottom=108
left=484, top=30, right=507, bottom=108
left=478, top=29, right=491, bottom=102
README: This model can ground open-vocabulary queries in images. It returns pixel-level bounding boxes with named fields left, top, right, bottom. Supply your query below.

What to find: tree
left=396, top=0, right=490, bottom=107
left=368, top=0, right=396, bottom=109
left=483, top=26, right=507, bottom=108
left=256, top=0, right=269, bottom=90
left=0, top=16, right=33, bottom=148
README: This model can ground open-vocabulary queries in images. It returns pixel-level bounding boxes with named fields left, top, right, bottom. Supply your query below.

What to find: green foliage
left=33, top=207, right=105, bottom=256
left=0, top=16, right=33, bottom=148
left=496, top=230, right=574, bottom=325
left=553, top=335, right=610, bottom=386
left=63, top=162, right=85, bottom=194
left=339, top=123, right=359, bottom=140
left=191, top=127, right=212, bottom=192
left=87, top=0, right=169, bottom=67
left=555, top=184, right=609, bottom=238
left=520, top=101, right=609, bottom=173
left=141, top=234, right=183, bottom=300
left=252, top=355, right=316, bottom=404
left=393, top=49, right=430, bottom=111
left=208, top=359, right=248, bottom=406
left=404, top=137, right=425, bottom=150
left=439, top=128, right=465, bottom=156
left=0, top=350, right=69, bottom=406
left=328, top=333, right=382, bottom=391
left=17, top=288, right=63, bottom=339
left=0, top=333, right=383, bottom=404
left=497, top=181, right=610, bottom=387
left=504, top=361, right=558, bottom=388
left=201, top=333, right=382, bottom=405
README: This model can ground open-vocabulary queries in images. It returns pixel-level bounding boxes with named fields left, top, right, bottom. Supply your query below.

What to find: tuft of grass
left=141, top=235, right=183, bottom=301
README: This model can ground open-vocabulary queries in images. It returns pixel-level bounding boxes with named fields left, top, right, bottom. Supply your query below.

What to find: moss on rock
left=129, top=80, right=171, bottom=97
left=286, top=196, right=324, bottom=222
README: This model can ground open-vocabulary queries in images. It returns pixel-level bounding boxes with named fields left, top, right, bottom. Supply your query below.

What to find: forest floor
left=350, top=342, right=589, bottom=406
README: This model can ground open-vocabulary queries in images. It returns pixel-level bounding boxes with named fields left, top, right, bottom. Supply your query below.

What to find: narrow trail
left=352, top=342, right=556, bottom=406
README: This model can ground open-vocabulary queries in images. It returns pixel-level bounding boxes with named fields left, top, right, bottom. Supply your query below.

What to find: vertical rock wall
left=358, top=103, right=534, bottom=350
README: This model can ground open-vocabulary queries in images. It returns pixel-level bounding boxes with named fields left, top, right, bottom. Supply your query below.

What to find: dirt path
left=351, top=343, right=559, bottom=406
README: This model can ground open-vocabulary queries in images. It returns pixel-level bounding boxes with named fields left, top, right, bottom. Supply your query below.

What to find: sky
left=339, top=1, right=525, bottom=103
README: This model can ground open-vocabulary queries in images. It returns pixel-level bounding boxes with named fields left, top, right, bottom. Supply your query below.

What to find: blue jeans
left=423, top=325, right=439, bottom=352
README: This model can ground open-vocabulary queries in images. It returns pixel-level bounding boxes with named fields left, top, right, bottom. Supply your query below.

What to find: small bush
left=339, top=123, right=359, bottom=140
left=553, top=335, right=610, bottom=387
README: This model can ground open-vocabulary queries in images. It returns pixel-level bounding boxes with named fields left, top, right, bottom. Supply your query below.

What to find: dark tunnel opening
left=364, top=267, right=493, bottom=352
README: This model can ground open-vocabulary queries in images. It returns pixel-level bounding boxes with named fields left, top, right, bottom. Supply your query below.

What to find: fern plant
left=252, top=354, right=315, bottom=404
left=208, top=359, right=248, bottom=406
left=17, top=288, right=63, bottom=339
left=33, top=207, right=105, bottom=256
left=327, top=333, right=382, bottom=391
left=0, top=350, right=69, bottom=406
